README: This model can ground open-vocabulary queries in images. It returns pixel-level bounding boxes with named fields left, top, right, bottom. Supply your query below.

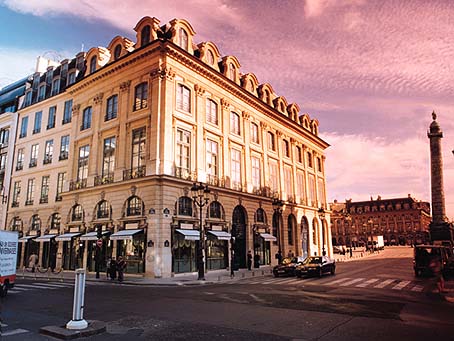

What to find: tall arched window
left=255, top=208, right=267, bottom=224
left=71, top=204, right=83, bottom=221
left=96, top=200, right=110, bottom=219
left=179, top=28, right=188, bottom=50
left=230, top=112, right=240, bottom=135
left=176, top=84, right=191, bottom=112
left=312, top=219, right=318, bottom=245
left=89, top=56, right=97, bottom=73
left=31, top=215, right=41, bottom=231
left=272, top=212, right=279, bottom=244
left=177, top=196, right=193, bottom=216
left=127, top=196, right=143, bottom=216
left=114, top=44, right=122, bottom=60
left=141, top=25, right=150, bottom=46
left=206, top=49, right=214, bottom=65
left=208, top=201, right=224, bottom=219
left=50, top=213, right=61, bottom=230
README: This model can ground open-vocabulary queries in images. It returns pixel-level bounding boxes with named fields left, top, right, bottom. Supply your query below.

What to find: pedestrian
left=28, top=253, right=38, bottom=272
left=429, top=256, right=445, bottom=294
left=109, top=257, right=117, bottom=280
left=106, top=258, right=112, bottom=279
left=247, top=250, right=252, bottom=270
left=117, top=256, right=126, bottom=282
left=349, top=247, right=353, bottom=258
left=275, top=250, right=283, bottom=265
left=254, top=253, right=260, bottom=268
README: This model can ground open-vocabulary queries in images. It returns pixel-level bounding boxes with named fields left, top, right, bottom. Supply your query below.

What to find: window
left=177, top=197, right=193, bottom=216
left=56, top=172, right=66, bottom=200
left=131, top=128, right=146, bottom=169
left=16, top=148, right=24, bottom=171
left=206, top=99, right=218, bottom=125
left=24, top=91, right=32, bottom=106
left=102, top=137, right=116, bottom=177
left=284, top=167, right=293, bottom=200
left=33, top=111, right=42, bottom=134
left=208, top=201, right=223, bottom=219
left=105, top=95, right=118, bottom=121
left=81, top=107, right=92, bottom=130
left=288, top=216, right=294, bottom=246
left=51, top=79, right=60, bottom=96
left=317, top=157, right=322, bottom=172
left=256, top=208, right=266, bottom=224
left=12, top=181, right=20, bottom=206
left=0, top=128, right=9, bottom=146
left=38, top=85, right=46, bottom=101
left=272, top=213, right=278, bottom=242
left=0, top=152, right=5, bottom=173
left=127, top=196, right=143, bottom=216
left=11, top=217, right=21, bottom=231
left=114, top=44, right=122, bottom=60
left=59, top=135, right=69, bottom=160
left=44, top=140, right=53, bottom=164
left=77, top=145, right=90, bottom=181
left=141, top=25, right=150, bottom=46
left=30, top=144, right=39, bottom=167
left=308, top=174, right=316, bottom=206
left=26, top=178, right=35, bottom=205
left=20, top=116, right=28, bottom=138
left=251, top=156, right=261, bottom=190
left=62, top=99, right=73, bottom=124
left=71, top=204, right=83, bottom=221
left=230, top=112, right=240, bottom=135
left=47, top=106, right=56, bottom=129
left=176, top=84, right=191, bottom=112
left=296, top=146, right=302, bottom=163
left=206, top=139, right=218, bottom=178
left=231, top=149, right=241, bottom=189
left=176, top=129, right=190, bottom=176
left=97, top=200, right=110, bottom=219
left=31, top=215, right=40, bottom=231
left=134, top=82, right=148, bottom=111
left=312, top=222, right=318, bottom=245
left=269, top=161, right=278, bottom=193
left=267, top=132, right=275, bottom=151
left=67, top=72, right=76, bottom=85
left=283, top=140, right=290, bottom=157
left=179, top=28, right=188, bottom=50
left=206, top=50, right=214, bottom=65
left=317, top=178, right=325, bottom=207
left=90, top=56, right=97, bottom=73
left=296, top=172, right=305, bottom=204
left=251, top=123, right=259, bottom=144
left=50, top=213, right=61, bottom=230
left=40, top=176, right=49, bottom=203
left=307, top=152, right=313, bottom=168
left=229, top=63, right=236, bottom=81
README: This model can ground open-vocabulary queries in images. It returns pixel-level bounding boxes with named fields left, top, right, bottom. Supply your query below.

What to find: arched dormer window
left=255, top=208, right=267, bottom=224
left=208, top=201, right=224, bottom=219
left=141, top=25, right=150, bottom=46
left=89, top=56, right=97, bottom=73
left=114, top=44, right=122, bottom=60
left=264, top=90, right=270, bottom=105
left=177, top=196, right=193, bottom=216
left=96, top=200, right=110, bottom=219
left=31, top=215, right=41, bottom=231
left=50, top=213, right=61, bottom=230
left=249, top=80, right=254, bottom=92
left=71, top=204, right=83, bottom=221
left=127, top=196, right=144, bottom=216
left=179, top=28, right=188, bottom=51
left=229, top=63, right=236, bottom=81
left=206, top=50, right=214, bottom=65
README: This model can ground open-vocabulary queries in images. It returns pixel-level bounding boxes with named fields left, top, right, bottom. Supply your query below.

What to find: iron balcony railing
left=69, top=179, right=87, bottom=191
left=94, top=174, right=114, bottom=186
left=174, top=167, right=197, bottom=181
left=123, top=165, right=146, bottom=180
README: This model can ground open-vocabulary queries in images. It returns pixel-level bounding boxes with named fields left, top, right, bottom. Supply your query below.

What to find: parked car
left=273, top=256, right=306, bottom=277
left=413, top=245, right=454, bottom=277
left=295, top=256, right=336, bottom=278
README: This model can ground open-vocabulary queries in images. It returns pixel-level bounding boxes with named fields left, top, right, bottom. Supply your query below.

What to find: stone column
left=88, top=92, right=104, bottom=183
left=115, top=80, right=131, bottom=181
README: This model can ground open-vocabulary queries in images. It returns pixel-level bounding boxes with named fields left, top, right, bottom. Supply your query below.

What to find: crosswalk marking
left=15, top=284, right=58, bottom=290
left=32, top=282, right=73, bottom=288
left=411, top=285, right=424, bottom=292
left=356, top=278, right=379, bottom=288
left=278, top=278, right=300, bottom=284
left=9, top=286, right=30, bottom=291
left=339, top=278, right=365, bottom=286
left=392, top=280, right=411, bottom=290
left=328, top=277, right=353, bottom=285
left=374, top=279, right=396, bottom=288
left=1, top=328, right=29, bottom=337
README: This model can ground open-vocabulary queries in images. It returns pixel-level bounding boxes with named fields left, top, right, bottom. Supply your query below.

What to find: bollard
left=66, top=268, right=88, bottom=330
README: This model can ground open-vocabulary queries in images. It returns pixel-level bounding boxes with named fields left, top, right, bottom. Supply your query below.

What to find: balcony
left=174, top=167, right=196, bottom=181
left=16, top=162, right=23, bottom=171
left=59, top=151, right=68, bottom=161
left=25, top=199, right=34, bottom=206
left=69, top=179, right=87, bottom=191
left=123, top=166, right=146, bottom=181
left=206, top=175, right=225, bottom=187
left=11, top=201, right=19, bottom=208
left=55, top=195, right=62, bottom=202
left=94, top=174, right=114, bottom=186
left=43, top=156, right=52, bottom=165
left=39, top=196, right=49, bottom=204
left=29, top=159, right=37, bottom=168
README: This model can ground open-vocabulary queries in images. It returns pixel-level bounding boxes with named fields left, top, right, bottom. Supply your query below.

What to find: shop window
left=127, top=196, right=143, bottom=216
left=177, top=196, right=193, bottom=216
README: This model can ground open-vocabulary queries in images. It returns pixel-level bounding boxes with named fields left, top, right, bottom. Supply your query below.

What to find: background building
left=6, top=16, right=331, bottom=277
left=330, top=195, right=431, bottom=247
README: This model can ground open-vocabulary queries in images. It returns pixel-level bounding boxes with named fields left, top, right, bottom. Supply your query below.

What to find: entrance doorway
left=301, top=217, right=309, bottom=259
left=232, top=205, right=247, bottom=269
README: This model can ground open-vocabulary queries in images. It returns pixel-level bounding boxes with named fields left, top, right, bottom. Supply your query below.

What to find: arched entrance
left=301, top=217, right=309, bottom=259
left=232, top=205, right=247, bottom=269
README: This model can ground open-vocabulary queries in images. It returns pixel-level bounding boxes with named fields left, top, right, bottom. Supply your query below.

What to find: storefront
left=257, top=233, right=274, bottom=266
left=172, top=228, right=199, bottom=274
left=80, top=230, right=112, bottom=272
left=18, top=236, right=38, bottom=267
left=110, top=228, right=145, bottom=274
left=57, top=232, right=83, bottom=270
left=35, top=234, right=58, bottom=269
left=206, top=230, right=230, bottom=270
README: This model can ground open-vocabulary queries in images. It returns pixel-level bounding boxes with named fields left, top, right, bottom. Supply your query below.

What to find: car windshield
left=303, top=257, right=322, bottom=265
left=282, top=257, right=298, bottom=265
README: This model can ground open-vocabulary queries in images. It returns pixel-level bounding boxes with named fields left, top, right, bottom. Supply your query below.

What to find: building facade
left=7, top=16, right=331, bottom=278
left=330, top=195, right=431, bottom=247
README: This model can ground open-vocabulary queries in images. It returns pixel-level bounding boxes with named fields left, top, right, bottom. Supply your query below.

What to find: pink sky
left=1, top=0, right=453, bottom=218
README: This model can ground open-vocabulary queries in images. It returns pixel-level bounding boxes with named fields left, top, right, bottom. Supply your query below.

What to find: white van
left=0, top=230, right=18, bottom=297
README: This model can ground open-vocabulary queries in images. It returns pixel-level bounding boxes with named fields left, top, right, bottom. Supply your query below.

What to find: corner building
left=7, top=16, right=331, bottom=277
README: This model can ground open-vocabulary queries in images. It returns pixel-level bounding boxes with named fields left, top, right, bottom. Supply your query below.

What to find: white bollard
left=66, top=268, right=88, bottom=330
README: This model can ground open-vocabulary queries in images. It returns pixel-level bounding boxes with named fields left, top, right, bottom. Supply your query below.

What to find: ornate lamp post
left=344, top=213, right=352, bottom=255
left=318, top=207, right=326, bottom=256
left=367, top=218, right=374, bottom=253
left=191, top=182, right=210, bottom=280
left=272, top=198, right=284, bottom=257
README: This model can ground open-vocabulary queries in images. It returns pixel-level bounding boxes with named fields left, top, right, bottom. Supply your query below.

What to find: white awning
left=18, top=236, right=36, bottom=243
left=109, top=229, right=143, bottom=241
left=260, top=233, right=277, bottom=241
left=175, top=229, right=200, bottom=241
left=35, top=234, right=58, bottom=242
left=55, top=232, right=82, bottom=241
left=80, top=231, right=111, bottom=241
left=207, top=230, right=231, bottom=240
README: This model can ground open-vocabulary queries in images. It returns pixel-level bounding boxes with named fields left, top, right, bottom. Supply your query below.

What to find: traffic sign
left=96, top=239, right=103, bottom=247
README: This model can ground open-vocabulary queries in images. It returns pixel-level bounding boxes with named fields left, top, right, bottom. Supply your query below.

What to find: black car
left=273, top=256, right=305, bottom=277
left=295, top=256, right=335, bottom=278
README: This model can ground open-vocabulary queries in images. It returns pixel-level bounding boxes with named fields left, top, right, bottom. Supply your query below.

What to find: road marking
left=249, top=293, right=270, bottom=304
left=8, top=287, right=30, bottom=291
left=261, top=278, right=281, bottom=284
left=1, top=328, right=29, bottom=336
left=32, top=282, right=73, bottom=288
left=339, top=278, right=365, bottom=286
left=0, top=323, right=7, bottom=327
left=328, top=277, right=352, bottom=285
left=277, top=278, right=299, bottom=284
left=219, top=294, right=248, bottom=304
left=392, top=280, right=411, bottom=290
left=356, top=278, right=380, bottom=287
left=16, top=284, right=58, bottom=290
left=374, top=279, right=396, bottom=288
left=204, top=292, right=216, bottom=295
left=411, top=285, right=424, bottom=292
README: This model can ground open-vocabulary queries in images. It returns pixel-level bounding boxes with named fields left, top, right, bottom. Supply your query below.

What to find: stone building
left=7, top=16, right=331, bottom=277
left=330, top=195, right=431, bottom=247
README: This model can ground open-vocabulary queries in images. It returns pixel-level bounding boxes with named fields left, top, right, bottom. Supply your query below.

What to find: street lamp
left=191, top=182, right=210, bottom=280
left=367, top=218, right=374, bottom=253
left=318, top=207, right=326, bottom=256
left=344, top=213, right=352, bottom=256
left=272, top=198, right=284, bottom=259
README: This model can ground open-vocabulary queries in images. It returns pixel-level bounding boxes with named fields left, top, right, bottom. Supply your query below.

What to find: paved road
left=1, top=247, right=453, bottom=340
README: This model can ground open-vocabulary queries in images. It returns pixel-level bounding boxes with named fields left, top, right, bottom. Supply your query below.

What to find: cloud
left=0, top=47, right=38, bottom=87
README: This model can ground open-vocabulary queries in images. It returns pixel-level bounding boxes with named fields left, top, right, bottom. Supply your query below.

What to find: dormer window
left=51, top=79, right=60, bottom=96
left=206, top=50, right=214, bottom=65
left=89, top=56, right=97, bottom=73
left=114, top=44, right=122, bottom=60
left=229, top=63, right=236, bottom=81
left=179, top=28, right=188, bottom=50
left=38, top=85, right=46, bottom=101
left=67, top=71, right=76, bottom=86
left=141, top=25, right=150, bottom=46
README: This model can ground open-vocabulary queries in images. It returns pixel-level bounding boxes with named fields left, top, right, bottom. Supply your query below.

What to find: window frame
left=134, top=82, right=148, bottom=111
left=176, top=84, right=191, bottom=113
left=105, top=94, right=118, bottom=121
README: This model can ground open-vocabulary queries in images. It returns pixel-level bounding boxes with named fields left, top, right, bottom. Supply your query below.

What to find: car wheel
left=331, top=266, right=336, bottom=275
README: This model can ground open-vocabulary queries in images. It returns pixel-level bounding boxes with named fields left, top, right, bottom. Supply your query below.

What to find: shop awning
left=109, top=229, right=143, bottom=241
left=18, top=236, right=36, bottom=243
left=35, top=234, right=58, bottom=242
left=260, top=233, right=277, bottom=241
left=55, top=232, right=82, bottom=241
left=207, top=230, right=231, bottom=240
left=80, top=231, right=111, bottom=241
left=175, top=229, right=200, bottom=241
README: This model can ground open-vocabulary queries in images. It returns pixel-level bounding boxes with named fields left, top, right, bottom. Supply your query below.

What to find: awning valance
left=175, top=229, right=200, bottom=241
left=260, top=233, right=277, bottom=241
left=80, top=231, right=111, bottom=241
left=207, top=230, right=231, bottom=240
left=109, top=229, right=143, bottom=241
left=55, top=232, right=82, bottom=241
left=35, top=234, right=58, bottom=242
left=18, top=236, right=36, bottom=243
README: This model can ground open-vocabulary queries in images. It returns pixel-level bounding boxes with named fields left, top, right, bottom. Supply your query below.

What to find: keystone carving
left=150, top=66, right=176, bottom=81
left=93, top=92, right=104, bottom=105
left=242, top=111, right=250, bottom=121
left=194, top=84, right=205, bottom=97
left=220, top=98, right=230, bottom=110
left=72, top=104, right=81, bottom=115
left=120, top=80, right=131, bottom=92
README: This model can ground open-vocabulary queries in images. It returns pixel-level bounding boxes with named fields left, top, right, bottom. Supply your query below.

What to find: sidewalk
left=17, top=266, right=274, bottom=286
left=332, top=247, right=381, bottom=263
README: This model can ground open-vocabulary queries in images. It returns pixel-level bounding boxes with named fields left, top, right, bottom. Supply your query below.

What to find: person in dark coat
left=117, top=256, right=126, bottom=282
left=109, top=258, right=117, bottom=280
left=275, top=250, right=283, bottom=265
left=247, top=250, right=253, bottom=270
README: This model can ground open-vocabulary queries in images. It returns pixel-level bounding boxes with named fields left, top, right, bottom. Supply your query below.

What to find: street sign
left=96, top=239, right=103, bottom=247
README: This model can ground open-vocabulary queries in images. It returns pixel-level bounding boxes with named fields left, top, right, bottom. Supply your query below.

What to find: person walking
left=275, top=250, right=283, bottom=265
left=109, top=257, right=117, bottom=280
left=247, top=250, right=253, bottom=271
left=117, top=256, right=126, bottom=282
left=28, top=253, right=38, bottom=272
left=429, top=255, right=445, bottom=294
